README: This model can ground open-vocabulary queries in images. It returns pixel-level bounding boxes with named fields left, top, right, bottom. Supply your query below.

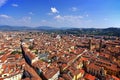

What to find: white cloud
left=0, top=13, right=92, bottom=28
left=0, top=0, right=7, bottom=7
left=104, top=18, right=108, bottom=21
left=41, top=20, right=47, bottom=22
left=71, top=7, right=78, bottom=11
left=51, top=7, right=59, bottom=13
left=0, top=15, right=32, bottom=26
left=29, top=12, right=33, bottom=15
left=55, top=15, right=83, bottom=21
left=54, top=15, right=62, bottom=19
left=14, top=16, right=32, bottom=26
left=0, top=14, right=11, bottom=18
left=54, top=15, right=84, bottom=27
left=11, top=4, right=18, bottom=7
left=47, top=13, right=53, bottom=15
left=21, top=16, right=31, bottom=23
left=86, top=14, right=89, bottom=17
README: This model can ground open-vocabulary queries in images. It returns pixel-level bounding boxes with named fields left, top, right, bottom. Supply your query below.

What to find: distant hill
left=0, top=25, right=120, bottom=36
left=63, top=27, right=120, bottom=36
left=35, top=26, right=58, bottom=30
left=0, top=25, right=30, bottom=31
left=0, top=25, right=58, bottom=31
left=46, top=27, right=120, bottom=37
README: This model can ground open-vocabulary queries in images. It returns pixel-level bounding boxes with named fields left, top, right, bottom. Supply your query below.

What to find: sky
left=0, top=0, right=120, bottom=28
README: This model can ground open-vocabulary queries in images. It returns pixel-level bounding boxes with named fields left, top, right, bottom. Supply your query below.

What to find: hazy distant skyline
left=0, top=0, right=120, bottom=28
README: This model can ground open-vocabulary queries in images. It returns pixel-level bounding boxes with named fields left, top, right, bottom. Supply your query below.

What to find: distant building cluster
left=0, top=31, right=120, bottom=80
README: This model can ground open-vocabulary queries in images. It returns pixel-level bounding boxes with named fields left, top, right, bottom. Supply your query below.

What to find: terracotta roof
left=84, top=73, right=96, bottom=80
left=24, top=62, right=42, bottom=80
left=44, top=68, right=59, bottom=79
left=112, top=75, right=120, bottom=80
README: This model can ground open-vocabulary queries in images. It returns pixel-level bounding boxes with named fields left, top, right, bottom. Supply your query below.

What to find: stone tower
left=99, top=39, right=102, bottom=52
left=89, top=39, right=92, bottom=50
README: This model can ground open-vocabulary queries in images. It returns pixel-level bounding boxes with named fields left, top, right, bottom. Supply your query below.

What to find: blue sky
left=0, top=0, right=120, bottom=28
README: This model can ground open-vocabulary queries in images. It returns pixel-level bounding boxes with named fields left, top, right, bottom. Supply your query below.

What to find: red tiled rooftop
left=84, top=73, right=96, bottom=80
left=58, top=77, right=65, bottom=80
left=24, top=62, right=42, bottom=80
left=44, top=68, right=59, bottom=79
left=112, top=75, right=120, bottom=80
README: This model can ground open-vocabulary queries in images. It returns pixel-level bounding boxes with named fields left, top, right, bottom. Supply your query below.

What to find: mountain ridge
left=0, top=25, right=120, bottom=36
